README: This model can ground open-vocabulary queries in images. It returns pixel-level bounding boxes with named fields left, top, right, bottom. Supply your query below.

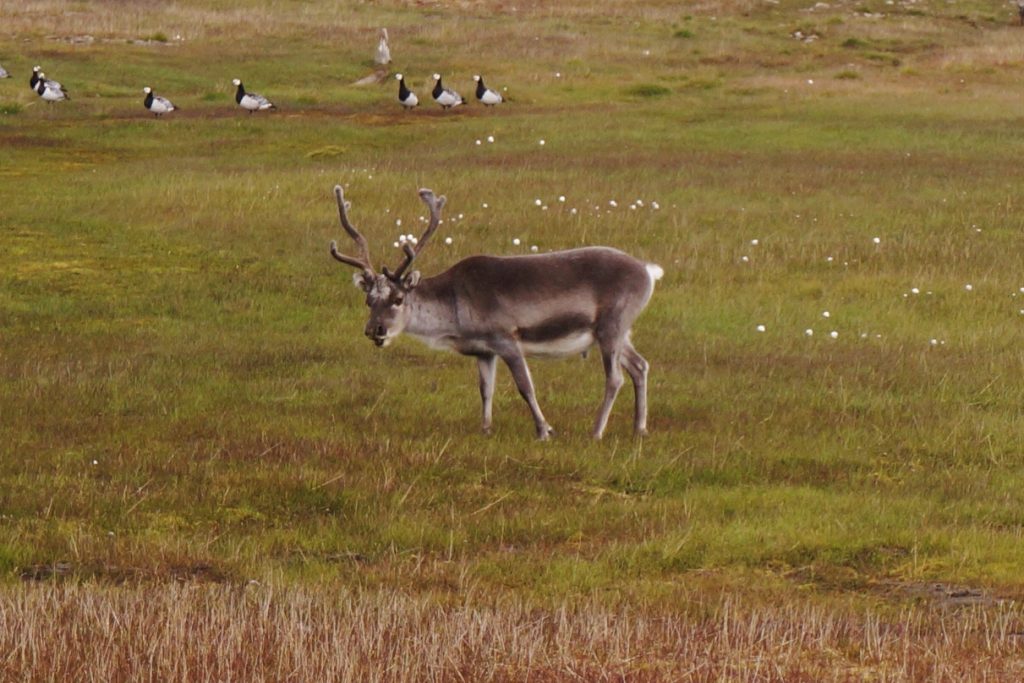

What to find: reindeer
left=329, top=186, right=663, bottom=440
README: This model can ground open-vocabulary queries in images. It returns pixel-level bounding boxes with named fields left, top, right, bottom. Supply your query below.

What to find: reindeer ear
left=402, top=270, right=421, bottom=290
left=352, top=272, right=373, bottom=291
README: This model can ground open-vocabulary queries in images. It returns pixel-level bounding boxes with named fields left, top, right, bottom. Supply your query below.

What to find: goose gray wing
left=243, top=91, right=274, bottom=108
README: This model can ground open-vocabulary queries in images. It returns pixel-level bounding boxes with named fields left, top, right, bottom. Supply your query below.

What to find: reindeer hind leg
left=593, top=343, right=625, bottom=440
left=620, top=342, right=650, bottom=437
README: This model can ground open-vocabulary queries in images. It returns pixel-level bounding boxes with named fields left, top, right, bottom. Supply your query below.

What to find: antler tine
left=330, top=185, right=374, bottom=275
left=330, top=240, right=370, bottom=269
left=388, top=188, right=447, bottom=280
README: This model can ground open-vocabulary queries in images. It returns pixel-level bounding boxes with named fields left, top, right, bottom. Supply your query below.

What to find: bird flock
left=5, top=62, right=504, bottom=117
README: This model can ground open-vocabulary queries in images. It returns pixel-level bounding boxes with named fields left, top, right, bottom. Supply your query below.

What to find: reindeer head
left=329, top=186, right=446, bottom=347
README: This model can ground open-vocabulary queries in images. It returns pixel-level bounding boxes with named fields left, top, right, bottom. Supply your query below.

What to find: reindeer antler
left=328, top=185, right=375, bottom=276
left=385, top=188, right=447, bottom=281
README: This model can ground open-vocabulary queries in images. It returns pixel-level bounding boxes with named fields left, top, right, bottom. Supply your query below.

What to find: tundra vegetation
left=3, top=0, right=1024, bottom=679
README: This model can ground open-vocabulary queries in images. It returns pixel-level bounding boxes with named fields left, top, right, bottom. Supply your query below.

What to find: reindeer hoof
left=537, top=425, right=555, bottom=441
left=634, top=427, right=649, bottom=438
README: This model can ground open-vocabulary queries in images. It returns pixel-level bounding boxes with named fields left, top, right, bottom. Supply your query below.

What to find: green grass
left=4, top=0, right=1024, bottom=617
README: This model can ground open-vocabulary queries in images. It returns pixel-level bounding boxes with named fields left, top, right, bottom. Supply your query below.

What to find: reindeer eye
left=392, top=296, right=404, bottom=306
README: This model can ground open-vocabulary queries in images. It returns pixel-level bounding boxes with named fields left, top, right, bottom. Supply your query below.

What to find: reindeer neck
left=404, top=276, right=457, bottom=340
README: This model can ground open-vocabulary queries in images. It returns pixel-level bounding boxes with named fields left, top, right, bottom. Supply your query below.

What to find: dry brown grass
left=2, top=584, right=1024, bottom=682
left=0, top=0, right=697, bottom=42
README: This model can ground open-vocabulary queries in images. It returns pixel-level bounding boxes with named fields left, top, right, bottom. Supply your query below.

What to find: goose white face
left=232, top=78, right=241, bottom=86
left=432, top=73, right=441, bottom=80
left=143, top=86, right=152, bottom=94
left=395, top=73, right=403, bottom=80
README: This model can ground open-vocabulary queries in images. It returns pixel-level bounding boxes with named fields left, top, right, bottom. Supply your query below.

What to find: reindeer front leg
left=494, top=341, right=554, bottom=440
left=477, top=354, right=497, bottom=434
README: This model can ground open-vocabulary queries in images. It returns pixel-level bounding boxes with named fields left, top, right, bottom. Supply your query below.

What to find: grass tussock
left=2, top=584, right=1024, bottom=682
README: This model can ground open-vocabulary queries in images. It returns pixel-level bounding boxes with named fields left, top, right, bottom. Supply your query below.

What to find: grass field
left=5, top=0, right=1024, bottom=678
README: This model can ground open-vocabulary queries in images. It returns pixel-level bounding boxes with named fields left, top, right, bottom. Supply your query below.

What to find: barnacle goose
left=395, top=73, right=418, bottom=109
left=143, top=87, right=176, bottom=117
left=232, top=78, right=275, bottom=113
left=30, top=65, right=63, bottom=92
left=472, top=75, right=503, bottom=106
left=431, top=74, right=464, bottom=109
left=35, top=73, right=69, bottom=102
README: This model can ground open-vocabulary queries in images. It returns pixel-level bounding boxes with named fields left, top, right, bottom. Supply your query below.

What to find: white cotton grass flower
left=487, top=135, right=495, bottom=143
left=911, top=287, right=920, bottom=295
left=826, top=256, right=834, bottom=263
left=396, top=219, right=402, bottom=226
left=482, top=203, right=489, bottom=209
left=964, top=284, right=973, bottom=291
left=530, top=245, right=539, bottom=253
left=512, top=238, right=521, bottom=246
left=829, top=331, right=839, bottom=339
left=609, top=200, right=618, bottom=208
left=805, top=329, right=814, bottom=337
left=872, top=236, right=881, bottom=244
left=740, top=255, right=750, bottom=263
left=756, top=324, right=766, bottom=333
left=558, top=195, right=566, bottom=203
left=570, top=208, right=578, bottom=215
left=444, top=237, right=453, bottom=245
left=750, top=239, right=759, bottom=246
left=539, top=139, right=545, bottom=146
left=822, top=311, right=830, bottom=318
left=475, top=139, right=482, bottom=145
left=652, top=201, right=660, bottom=210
